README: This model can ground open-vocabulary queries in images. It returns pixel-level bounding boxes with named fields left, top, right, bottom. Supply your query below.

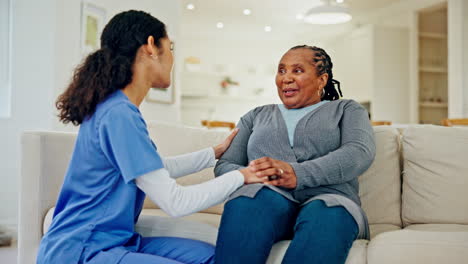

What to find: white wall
left=0, top=0, right=57, bottom=231
left=448, top=0, right=468, bottom=118
left=372, top=27, right=410, bottom=123
left=326, top=25, right=410, bottom=124
left=0, top=0, right=181, bottom=232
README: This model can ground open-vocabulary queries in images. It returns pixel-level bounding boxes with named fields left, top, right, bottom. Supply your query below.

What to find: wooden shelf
left=419, top=66, right=447, bottom=73
left=419, top=32, right=447, bottom=39
left=419, top=101, right=448, bottom=108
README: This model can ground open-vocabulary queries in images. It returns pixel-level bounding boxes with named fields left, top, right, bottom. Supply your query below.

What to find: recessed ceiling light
left=186, top=3, right=195, bottom=10
left=304, top=4, right=352, bottom=24
left=243, top=9, right=251, bottom=15
left=296, top=13, right=304, bottom=20
left=216, top=22, right=224, bottom=29
left=264, top=26, right=272, bottom=32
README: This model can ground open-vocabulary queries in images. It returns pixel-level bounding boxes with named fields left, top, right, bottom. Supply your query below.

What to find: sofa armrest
left=18, top=131, right=76, bottom=264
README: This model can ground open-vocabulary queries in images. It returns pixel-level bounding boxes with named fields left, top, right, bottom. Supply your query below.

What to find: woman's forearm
left=135, top=168, right=244, bottom=217
left=162, top=147, right=216, bottom=179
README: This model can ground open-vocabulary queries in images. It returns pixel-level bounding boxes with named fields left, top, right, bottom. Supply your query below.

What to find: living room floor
left=0, top=244, right=17, bottom=264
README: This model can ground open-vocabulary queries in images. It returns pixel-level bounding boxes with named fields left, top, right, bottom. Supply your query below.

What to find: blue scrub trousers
left=215, top=188, right=359, bottom=264
left=117, top=237, right=215, bottom=264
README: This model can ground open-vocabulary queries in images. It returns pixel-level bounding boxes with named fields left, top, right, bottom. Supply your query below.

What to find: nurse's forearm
left=162, top=148, right=216, bottom=179
left=135, top=168, right=243, bottom=217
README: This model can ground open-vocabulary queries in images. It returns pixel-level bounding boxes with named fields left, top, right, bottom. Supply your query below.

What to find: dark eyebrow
left=278, top=63, right=304, bottom=67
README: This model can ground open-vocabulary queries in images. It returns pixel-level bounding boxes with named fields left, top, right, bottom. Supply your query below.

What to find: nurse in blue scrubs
left=36, top=10, right=265, bottom=264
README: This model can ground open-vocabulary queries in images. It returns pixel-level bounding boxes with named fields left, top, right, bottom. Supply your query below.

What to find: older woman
left=214, top=45, right=376, bottom=264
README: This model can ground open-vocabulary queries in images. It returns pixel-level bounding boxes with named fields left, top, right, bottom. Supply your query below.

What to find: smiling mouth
left=282, top=88, right=299, bottom=97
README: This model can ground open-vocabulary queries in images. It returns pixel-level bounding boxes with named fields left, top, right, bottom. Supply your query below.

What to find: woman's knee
left=293, top=201, right=358, bottom=246
left=223, top=188, right=296, bottom=217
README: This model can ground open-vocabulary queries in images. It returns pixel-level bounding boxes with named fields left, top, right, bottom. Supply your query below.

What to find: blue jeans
left=215, top=188, right=358, bottom=264
left=117, top=237, right=215, bottom=264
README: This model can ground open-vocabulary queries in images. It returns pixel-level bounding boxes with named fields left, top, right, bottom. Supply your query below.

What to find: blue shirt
left=278, top=101, right=328, bottom=147
left=37, top=90, right=164, bottom=264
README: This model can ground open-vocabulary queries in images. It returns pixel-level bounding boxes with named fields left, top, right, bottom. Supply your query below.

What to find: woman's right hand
left=239, top=167, right=268, bottom=184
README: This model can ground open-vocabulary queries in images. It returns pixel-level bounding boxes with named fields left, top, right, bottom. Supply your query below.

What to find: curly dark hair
left=290, top=45, right=343, bottom=101
left=56, top=10, right=167, bottom=125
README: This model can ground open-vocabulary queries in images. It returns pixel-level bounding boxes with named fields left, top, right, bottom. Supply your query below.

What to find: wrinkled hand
left=239, top=167, right=269, bottom=184
left=213, top=128, right=239, bottom=159
left=249, top=157, right=297, bottom=189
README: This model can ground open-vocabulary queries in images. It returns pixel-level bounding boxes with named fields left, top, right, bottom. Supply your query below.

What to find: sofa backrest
left=359, top=126, right=402, bottom=227
left=145, top=123, right=405, bottom=226
left=19, top=131, right=77, bottom=264
left=401, top=125, right=468, bottom=226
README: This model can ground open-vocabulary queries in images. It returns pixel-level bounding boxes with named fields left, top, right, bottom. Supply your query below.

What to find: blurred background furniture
left=441, top=118, right=468, bottom=127
left=371, top=121, right=392, bottom=126
left=201, top=120, right=235, bottom=130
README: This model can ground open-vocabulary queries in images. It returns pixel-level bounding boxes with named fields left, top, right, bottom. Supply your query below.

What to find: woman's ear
left=146, top=36, right=158, bottom=57
left=319, top=73, right=329, bottom=89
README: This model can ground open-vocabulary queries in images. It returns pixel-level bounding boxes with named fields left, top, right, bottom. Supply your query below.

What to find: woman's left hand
left=248, top=157, right=297, bottom=189
left=213, top=128, right=239, bottom=159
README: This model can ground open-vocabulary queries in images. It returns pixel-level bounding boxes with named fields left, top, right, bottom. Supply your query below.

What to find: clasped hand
left=242, top=157, right=297, bottom=189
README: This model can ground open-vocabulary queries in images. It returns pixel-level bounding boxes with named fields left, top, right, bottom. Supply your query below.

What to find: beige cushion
left=43, top=207, right=221, bottom=244
left=266, top=240, right=367, bottom=264
left=359, top=127, right=402, bottom=226
left=141, top=209, right=222, bottom=228
left=367, top=230, right=468, bottom=264
left=402, top=125, right=468, bottom=226
left=43, top=207, right=54, bottom=235
left=135, top=214, right=218, bottom=245
left=144, top=122, right=230, bottom=215
left=369, top=224, right=401, bottom=239
left=405, top=224, right=468, bottom=232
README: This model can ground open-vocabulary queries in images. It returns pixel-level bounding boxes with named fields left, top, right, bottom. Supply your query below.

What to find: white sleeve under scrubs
left=36, top=90, right=242, bottom=264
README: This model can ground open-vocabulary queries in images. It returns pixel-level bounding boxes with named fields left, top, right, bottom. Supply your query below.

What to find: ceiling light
left=243, top=9, right=251, bottom=15
left=216, top=22, right=224, bottom=29
left=264, top=26, right=272, bottom=32
left=303, top=2, right=352, bottom=24
left=296, top=13, right=304, bottom=20
left=336, top=0, right=344, bottom=3
left=186, top=3, right=195, bottom=10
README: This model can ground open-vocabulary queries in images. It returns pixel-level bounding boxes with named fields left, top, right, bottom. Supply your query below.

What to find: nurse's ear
left=146, top=36, right=159, bottom=59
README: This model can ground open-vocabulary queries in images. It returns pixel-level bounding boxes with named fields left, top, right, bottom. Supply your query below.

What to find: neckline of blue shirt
left=278, top=101, right=329, bottom=147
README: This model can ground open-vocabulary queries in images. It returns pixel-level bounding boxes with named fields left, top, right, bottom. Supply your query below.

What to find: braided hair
left=290, top=45, right=343, bottom=101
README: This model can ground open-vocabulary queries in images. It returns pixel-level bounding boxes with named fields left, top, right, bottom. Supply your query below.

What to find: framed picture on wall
left=146, top=41, right=175, bottom=104
left=81, top=1, right=107, bottom=55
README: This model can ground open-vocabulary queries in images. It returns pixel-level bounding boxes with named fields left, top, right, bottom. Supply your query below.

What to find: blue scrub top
left=37, top=90, right=164, bottom=264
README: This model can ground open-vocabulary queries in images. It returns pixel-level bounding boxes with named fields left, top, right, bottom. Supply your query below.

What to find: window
left=0, top=0, right=12, bottom=117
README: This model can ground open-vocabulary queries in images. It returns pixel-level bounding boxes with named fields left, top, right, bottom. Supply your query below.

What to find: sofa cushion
left=141, top=209, right=222, bottom=228
left=143, top=122, right=230, bottom=215
left=266, top=240, right=368, bottom=264
left=43, top=207, right=220, bottom=245
left=367, top=229, right=468, bottom=264
left=369, top=224, right=401, bottom=239
left=359, top=127, right=402, bottom=227
left=135, top=214, right=218, bottom=245
left=405, top=224, right=468, bottom=232
left=402, top=125, right=468, bottom=226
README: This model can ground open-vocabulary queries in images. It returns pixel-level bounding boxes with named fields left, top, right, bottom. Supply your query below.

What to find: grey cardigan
left=214, top=99, right=376, bottom=239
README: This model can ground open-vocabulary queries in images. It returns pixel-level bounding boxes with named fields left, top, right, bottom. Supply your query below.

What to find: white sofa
left=18, top=122, right=468, bottom=264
